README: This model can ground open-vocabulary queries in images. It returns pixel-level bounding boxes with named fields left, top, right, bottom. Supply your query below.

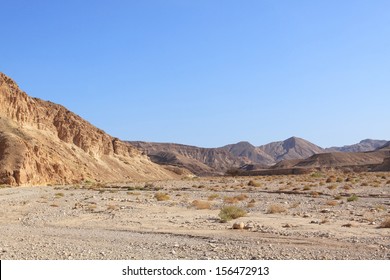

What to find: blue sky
left=1, top=0, right=389, bottom=148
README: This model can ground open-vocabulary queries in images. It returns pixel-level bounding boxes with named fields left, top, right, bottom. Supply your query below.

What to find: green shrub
left=218, top=206, right=247, bottom=222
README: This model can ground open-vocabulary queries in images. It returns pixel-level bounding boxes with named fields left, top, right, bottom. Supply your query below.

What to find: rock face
left=0, top=72, right=174, bottom=185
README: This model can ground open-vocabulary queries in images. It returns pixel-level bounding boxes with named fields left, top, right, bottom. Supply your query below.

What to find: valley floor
left=0, top=172, right=389, bottom=260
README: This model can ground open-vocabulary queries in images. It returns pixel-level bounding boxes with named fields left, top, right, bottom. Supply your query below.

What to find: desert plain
left=0, top=171, right=389, bottom=260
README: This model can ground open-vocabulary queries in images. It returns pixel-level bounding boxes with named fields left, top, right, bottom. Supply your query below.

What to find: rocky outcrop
left=0, top=72, right=174, bottom=185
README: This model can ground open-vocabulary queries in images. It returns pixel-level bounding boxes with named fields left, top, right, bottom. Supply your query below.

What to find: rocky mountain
left=258, top=136, right=325, bottom=162
left=129, top=141, right=247, bottom=175
left=326, top=139, right=388, bottom=153
left=222, top=141, right=275, bottom=165
left=0, top=72, right=174, bottom=185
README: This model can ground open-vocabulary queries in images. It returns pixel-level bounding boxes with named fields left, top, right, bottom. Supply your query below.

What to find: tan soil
left=0, top=172, right=389, bottom=260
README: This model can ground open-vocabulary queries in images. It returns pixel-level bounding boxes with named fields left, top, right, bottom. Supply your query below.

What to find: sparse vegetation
left=248, top=180, right=261, bottom=187
left=207, top=194, right=219, bottom=201
left=347, top=194, right=358, bottom=202
left=154, top=192, right=170, bottom=201
left=266, top=204, right=287, bottom=214
left=191, top=200, right=211, bottom=210
left=218, top=206, right=247, bottom=222
left=326, top=200, right=338, bottom=206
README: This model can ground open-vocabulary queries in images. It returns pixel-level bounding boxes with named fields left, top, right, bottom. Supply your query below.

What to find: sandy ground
left=0, top=171, right=389, bottom=260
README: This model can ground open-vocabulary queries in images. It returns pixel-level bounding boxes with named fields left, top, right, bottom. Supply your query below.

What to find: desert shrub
left=247, top=202, right=256, bottom=208
left=379, top=217, right=390, bottom=228
left=218, top=206, right=247, bottom=222
left=223, top=196, right=239, bottom=204
left=326, top=200, right=339, bottom=206
left=208, top=194, right=219, bottom=201
left=327, top=185, right=337, bottom=190
left=191, top=200, right=211, bottom=210
left=248, top=180, right=261, bottom=187
left=106, top=204, right=118, bottom=211
left=289, top=202, right=300, bottom=209
left=347, top=194, right=358, bottom=202
left=326, top=176, right=335, bottom=183
left=266, top=204, right=287, bottom=214
left=154, top=192, right=170, bottom=201
left=235, top=194, right=248, bottom=201
left=311, top=172, right=323, bottom=178
left=343, top=185, right=352, bottom=190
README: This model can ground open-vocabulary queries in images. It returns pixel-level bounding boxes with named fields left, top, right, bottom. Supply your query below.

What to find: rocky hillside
left=129, top=141, right=246, bottom=175
left=326, top=139, right=388, bottom=153
left=0, top=72, right=174, bottom=185
left=258, top=136, right=325, bottom=162
left=222, top=141, right=275, bottom=165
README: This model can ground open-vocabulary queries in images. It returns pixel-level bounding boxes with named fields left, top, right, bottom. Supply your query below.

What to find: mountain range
left=130, top=137, right=390, bottom=176
left=1, top=71, right=389, bottom=185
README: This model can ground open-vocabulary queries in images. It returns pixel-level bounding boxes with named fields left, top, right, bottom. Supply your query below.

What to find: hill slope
left=326, top=139, right=388, bottom=153
left=258, top=136, right=325, bottom=162
left=129, top=141, right=247, bottom=175
left=0, top=73, right=173, bottom=185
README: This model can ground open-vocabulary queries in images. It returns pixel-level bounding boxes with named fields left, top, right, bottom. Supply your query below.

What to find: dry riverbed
left=0, top=171, right=389, bottom=260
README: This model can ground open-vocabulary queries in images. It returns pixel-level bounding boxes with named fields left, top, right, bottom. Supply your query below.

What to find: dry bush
left=333, top=194, right=342, bottom=200
left=223, top=196, right=239, bottom=204
left=343, top=185, right=352, bottom=190
left=55, top=192, right=64, bottom=198
left=247, top=202, right=256, bottom=208
left=361, top=182, right=369, bottom=187
left=208, top=194, right=219, bottom=201
left=266, top=204, right=287, bottom=214
left=218, top=206, right=247, bottom=222
left=326, top=200, right=339, bottom=206
left=379, top=217, right=390, bottom=228
left=326, top=176, right=335, bottom=183
left=154, top=192, right=170, bottom=201
left=289, top=202, right=300, bottom=209
left=303, top=186, right=311, bottom=191
left=311, top=191, right=319, bottom=197
left=191, top=200, right=211, bottom=210
left=327, top=185, right=337, bottom=190
left=235, top=194, right=248, bottom=201
left=106, top=204, right=118, bottom=211
left=375, top=205, right=386, bottom=211
left=50, top=204, right=59, bottom=207
left=248, top=180, right=261, bottom=187
left=347, top=194, right=358, bottom=202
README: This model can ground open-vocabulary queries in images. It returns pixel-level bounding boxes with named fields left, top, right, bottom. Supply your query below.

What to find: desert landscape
left=0, top=172, right=389, bottom=260
left=0, top=72, right=389, bottom=260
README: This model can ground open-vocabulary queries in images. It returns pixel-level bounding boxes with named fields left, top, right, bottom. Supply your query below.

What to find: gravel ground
left=0, top=173, right=389, bottom=260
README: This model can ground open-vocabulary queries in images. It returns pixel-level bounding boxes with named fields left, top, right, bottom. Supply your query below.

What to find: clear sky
left=1, top=0, right=389, bottom=148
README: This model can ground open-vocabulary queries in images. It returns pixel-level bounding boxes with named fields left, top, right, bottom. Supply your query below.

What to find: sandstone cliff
left=0, top=72, right=174, bottom=185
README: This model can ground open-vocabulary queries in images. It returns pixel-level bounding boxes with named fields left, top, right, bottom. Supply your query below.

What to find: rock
left=232, top=222, right=245, bottom=229
left=244, top=223, right=254, bottom=230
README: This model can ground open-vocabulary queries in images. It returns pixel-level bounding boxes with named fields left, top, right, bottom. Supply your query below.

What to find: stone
left=232, top=222, right=245, bottom=229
